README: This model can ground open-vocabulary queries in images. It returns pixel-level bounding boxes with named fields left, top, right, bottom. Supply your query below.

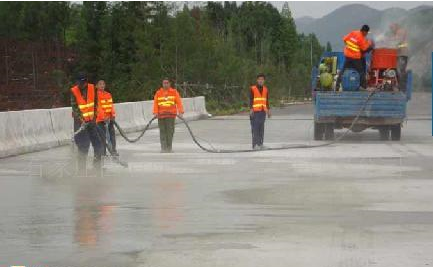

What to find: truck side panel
left=315, top=91, right=407, bottom=120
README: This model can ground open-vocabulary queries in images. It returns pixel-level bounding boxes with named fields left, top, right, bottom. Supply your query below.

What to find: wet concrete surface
left=0, top=93, right=432, bottom=267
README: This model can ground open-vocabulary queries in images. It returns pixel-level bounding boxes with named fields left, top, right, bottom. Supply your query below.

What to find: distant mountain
left=295, top=16, right=315, bottom=30
left=295, top=4, right=381, bottom=50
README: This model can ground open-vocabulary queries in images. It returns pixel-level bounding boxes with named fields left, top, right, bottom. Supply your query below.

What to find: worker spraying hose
left=72, top=74, right=129, bottom=172
left=71, top=73, right=104, bottom=175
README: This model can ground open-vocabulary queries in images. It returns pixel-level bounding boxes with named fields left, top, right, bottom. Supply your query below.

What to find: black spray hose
left=112, top=116, right=157, bottom=143
left=73, top=121, right=129, bottom=167
left=94, top=123, right=128, bottom=167
left=175, top=91, right=376, bottom=153
left=83, top=91, right=375, bottom=154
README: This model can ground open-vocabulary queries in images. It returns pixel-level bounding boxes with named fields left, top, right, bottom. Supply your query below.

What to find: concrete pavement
left=0, top=93, right=432, bottom=267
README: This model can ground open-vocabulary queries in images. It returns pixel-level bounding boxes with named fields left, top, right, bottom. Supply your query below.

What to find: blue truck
left=311, top=50, right=412, bottom=141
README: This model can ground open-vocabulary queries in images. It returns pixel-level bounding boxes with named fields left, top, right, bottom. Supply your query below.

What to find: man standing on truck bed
left=337, top=25, right=374, bottom=90
left=250, top=73, right=271, bottom=150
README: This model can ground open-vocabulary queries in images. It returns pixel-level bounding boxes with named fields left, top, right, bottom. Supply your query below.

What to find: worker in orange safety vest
left=71, top=72, right=104, bottom=174
left=337, top=25, right=374, bottom=90
left=96, top=80, right=118, bottom=156
left=153, top=78, right=184, bottom=153
left=249, top=73, right=271, bottom=150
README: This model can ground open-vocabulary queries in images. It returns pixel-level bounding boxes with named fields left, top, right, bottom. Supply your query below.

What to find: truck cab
left=312, top=49, right=412, bottom=141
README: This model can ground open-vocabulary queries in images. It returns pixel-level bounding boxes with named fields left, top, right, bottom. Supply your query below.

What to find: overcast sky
left=270, top=1, right=432, bottom=19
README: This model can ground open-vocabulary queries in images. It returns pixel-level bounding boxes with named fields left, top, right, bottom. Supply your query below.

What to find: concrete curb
left=0, top=96, right=208, bottom=158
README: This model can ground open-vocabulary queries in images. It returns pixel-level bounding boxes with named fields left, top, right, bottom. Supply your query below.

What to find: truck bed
left=315, top=91, right=407, bottom=122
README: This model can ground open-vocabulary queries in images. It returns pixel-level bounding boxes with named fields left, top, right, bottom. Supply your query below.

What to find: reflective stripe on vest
left=102, top=99, right=113, bottom=115
left=157, top=96, right=176, bottom=107
left=345, top=40, right=360, bottom=52
left=251, top=86, right=268, bottom=111
left=71, top=84, right=95, bottom=122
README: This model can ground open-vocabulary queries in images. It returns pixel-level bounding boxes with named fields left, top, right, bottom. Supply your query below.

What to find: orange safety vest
left=97, top=90, right=116, bottom=122
left=71, top=83, right=96, bottom=122
left=153, top=87, right=184, bottom=118
left=343, top=30, right=371, bottom=59
left=251, top=85, right=268, bottom=112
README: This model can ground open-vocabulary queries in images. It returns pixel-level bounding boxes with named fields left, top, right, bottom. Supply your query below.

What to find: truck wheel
left=390, top=125, right=401, bottom=141
left=379, top=127, right=390, bottom=141
left=314, top=122, right=324, bottom=140
left=324, top=123, right=335, bottom=140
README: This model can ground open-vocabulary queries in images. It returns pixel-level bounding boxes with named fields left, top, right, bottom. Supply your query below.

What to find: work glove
left=249, top=109, right=254, bottom=117
left=178, top=112, right=184, bottom=119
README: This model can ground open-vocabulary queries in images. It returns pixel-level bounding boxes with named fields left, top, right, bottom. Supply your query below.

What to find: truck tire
left=324, top=123, right=335, bottom=140
left=379, top=127, right=390, bottom=141
left=390, top=124, right=401, bottom=141
left=314, top=122, right=324, bottom=140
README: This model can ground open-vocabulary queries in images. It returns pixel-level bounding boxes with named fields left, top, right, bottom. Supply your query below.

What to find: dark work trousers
left=74, top=117, right=104, bottom=171
left=250, top=111, right=266, bottom=148
left=158, top=117, right=175, bottom=151
left=337, top=57, right=366, bottom=89
left=97, top=120, right=117, bottom=155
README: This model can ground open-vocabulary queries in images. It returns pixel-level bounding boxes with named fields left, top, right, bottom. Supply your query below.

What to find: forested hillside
left=0, top=2, right=323, bottom=112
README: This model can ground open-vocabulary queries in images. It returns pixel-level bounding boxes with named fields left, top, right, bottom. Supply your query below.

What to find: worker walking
left=96, top=80, right=118, bottom=157
left=250, top=73, right=271, bottom=150
left=153, top=78, right=184, bottom=153
left=71, top=73, right=104, bottom=175
left=337, top=25, right=374, bottom=90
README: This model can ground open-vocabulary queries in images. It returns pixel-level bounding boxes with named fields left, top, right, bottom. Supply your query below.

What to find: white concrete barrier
left=141, top=101, right=159, bottom=128
left=5, top=111, right=35, bottom=155
left=49, top=107, right=73, bottom=145
left=0, top=110, right=58, bottom=157
left=0, top=96, right=208, bottom=158
left=0, top=112, right=14, bottom=158
left=21, top=109, right=59, bottom=150
left=113, top=101, right=150, bottom=133
left=180, top=98, right=199, bottom=121
left=194, top=96, right=209, bottom=117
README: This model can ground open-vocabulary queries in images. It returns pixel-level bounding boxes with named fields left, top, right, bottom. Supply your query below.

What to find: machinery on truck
left=311, top=48, right=412, bottom=141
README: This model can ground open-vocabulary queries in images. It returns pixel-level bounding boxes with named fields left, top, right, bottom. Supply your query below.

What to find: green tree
left=326, top=41, right=332, bottom=52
